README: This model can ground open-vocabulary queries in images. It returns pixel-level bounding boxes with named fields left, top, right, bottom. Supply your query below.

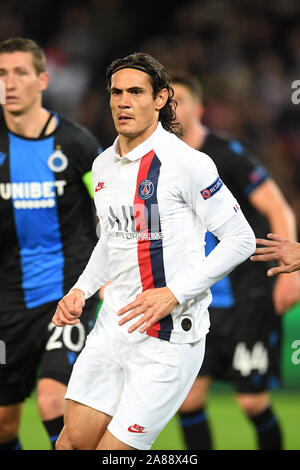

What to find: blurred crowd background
left=1, top=0, right=299, bottom=233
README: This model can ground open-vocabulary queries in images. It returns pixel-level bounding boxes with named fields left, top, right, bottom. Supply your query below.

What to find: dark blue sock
left=179, top=407, right=213, bottom=450
left=248, top=406, right=282, bottom=450
left=0, top=437, right=22, bottom=450
left=43, top=416, right=64, bottom=450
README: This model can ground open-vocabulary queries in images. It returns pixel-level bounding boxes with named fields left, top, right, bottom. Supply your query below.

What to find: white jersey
left=73, top=123, right=255, bottom=343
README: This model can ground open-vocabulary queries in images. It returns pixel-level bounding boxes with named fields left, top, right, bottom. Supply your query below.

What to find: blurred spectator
left=0, top=0, right=299, bottom=231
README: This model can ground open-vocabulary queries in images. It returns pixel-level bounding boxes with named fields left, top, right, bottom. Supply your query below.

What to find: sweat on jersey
left=72, top=123, right=255, bottom=344
left=0, top=112, right=100, bottom=314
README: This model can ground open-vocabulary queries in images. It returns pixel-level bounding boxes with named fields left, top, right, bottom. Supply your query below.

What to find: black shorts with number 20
left=199, top=295, right=282, bottom=393
left=0, top=295, right=100, bottom=406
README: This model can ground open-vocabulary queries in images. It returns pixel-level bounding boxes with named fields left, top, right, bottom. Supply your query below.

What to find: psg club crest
left=138, top=179, right=154, bottom=200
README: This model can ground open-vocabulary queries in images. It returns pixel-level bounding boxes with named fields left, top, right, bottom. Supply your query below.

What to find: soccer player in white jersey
left=52, top=53, right=256, bottom=451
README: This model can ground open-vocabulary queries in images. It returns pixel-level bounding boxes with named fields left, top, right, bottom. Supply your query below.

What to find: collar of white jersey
left=112, top=122, right=165, bottom=161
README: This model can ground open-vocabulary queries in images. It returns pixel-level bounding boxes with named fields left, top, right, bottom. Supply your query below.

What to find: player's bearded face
left=110, top=68, right=166, bottom=140
left=0, top=51, right=48, bottom=115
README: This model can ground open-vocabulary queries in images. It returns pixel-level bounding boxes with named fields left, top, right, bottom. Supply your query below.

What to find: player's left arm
left=118, top=151, right=256, bottom=333
left=249, top=178, right=300, bottom=314
left=117, top=210, right=255, bottom=334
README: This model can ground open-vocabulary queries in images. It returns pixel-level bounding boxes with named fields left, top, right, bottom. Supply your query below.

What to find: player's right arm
left=52, top=289, right=85, bottom=327
left=52, top=218, right=109, bottom=326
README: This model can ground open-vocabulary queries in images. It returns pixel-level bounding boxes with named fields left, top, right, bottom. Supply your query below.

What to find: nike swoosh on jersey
left=95, top=181, right=105, bottom=192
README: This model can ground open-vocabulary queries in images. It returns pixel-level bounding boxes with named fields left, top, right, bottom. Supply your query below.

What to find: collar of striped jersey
left=112, top=122, right=164, bottom=161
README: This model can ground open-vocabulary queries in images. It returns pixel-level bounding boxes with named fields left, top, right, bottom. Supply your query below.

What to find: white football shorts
left=65, top=315, right=205, bottom=450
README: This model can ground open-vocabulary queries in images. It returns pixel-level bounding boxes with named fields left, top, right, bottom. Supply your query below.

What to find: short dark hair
left=106, top=52, right=182, bottom=135
left=0, top=37, right=46, bottom=75
left=170, top=73, right=203, bottom=102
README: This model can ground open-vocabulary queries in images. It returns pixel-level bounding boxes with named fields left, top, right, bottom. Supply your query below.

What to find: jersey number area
left=46, top=322, right=86, bottom=353
left=232, top=341, right=269, bottom=377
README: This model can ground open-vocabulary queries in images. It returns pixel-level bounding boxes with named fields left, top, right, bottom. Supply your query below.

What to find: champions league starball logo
left=138, top=179, right=154, bottom=200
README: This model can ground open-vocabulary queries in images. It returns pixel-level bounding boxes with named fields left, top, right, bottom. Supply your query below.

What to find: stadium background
left=1, top=0, right=299, bottom=450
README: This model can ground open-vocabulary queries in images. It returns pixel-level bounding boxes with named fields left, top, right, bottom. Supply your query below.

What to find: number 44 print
left=233, top=342, right=269, bottom=377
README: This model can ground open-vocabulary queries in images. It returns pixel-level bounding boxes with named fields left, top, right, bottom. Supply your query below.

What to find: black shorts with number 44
left=0, top=295, right=100, bottom=406
left=199, top=295, right=282, bottom=393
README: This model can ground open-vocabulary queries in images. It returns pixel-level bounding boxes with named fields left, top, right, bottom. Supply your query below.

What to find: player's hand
left=52, top=289, right=85, bottom=327
left=251, top=234, right=300, bottom=275
left=117, top=287, right=179, bottom=333
left=272, top=272, right=300, bottom=315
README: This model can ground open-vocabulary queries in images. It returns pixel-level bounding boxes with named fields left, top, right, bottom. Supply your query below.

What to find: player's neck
left=182, top=122, right=207, bottom=150
left=4, top=106, right=56, bottom=138
left=118, top=121, right=158, bottom=157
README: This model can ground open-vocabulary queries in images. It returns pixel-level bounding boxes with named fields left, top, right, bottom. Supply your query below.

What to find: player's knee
left=38, top=391, right=64, bottom=417
left=68, top=428, right=91, bottom=450
left=179, top=378, right=208, bottom=413
left=37, top=379, right=66, bottom=418
left=55, top=425, right=86, bottom=450
left=0, top=406, right=22, bottom=443
left=55, top=436, right=67, bottom=450
left=236, top=393, right=270, bottom=416
left=0, top=415, right=19, bottom=442
left=55, top=428, right=74, bottom=450
left=179, top=393, right=206, bottom=413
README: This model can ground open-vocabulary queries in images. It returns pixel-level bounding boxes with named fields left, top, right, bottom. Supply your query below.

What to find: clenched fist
left=52, top=289, right=85, bottom=327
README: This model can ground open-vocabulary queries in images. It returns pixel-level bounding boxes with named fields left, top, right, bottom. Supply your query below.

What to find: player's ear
left=155, top=88, right=169, bottom=111
left=38, top=71, right=50, bottom=92
left=196, top=103, right=205, bottom=120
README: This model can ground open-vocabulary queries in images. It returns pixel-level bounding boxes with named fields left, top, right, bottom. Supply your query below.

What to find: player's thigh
left=199, top=307, right=233, bottom=382
left=231, top=296, right=281, bottom=394
left=0, top=302, right=55, bottom=407
left=179, top=375, right=213, bottom=413
left=64, top=323, right=125, bottom=418
left=108, top=337, right=206, bottom=450
left=60, top=399, right=112, bottom=450
left=37, top=378, right=67, bottom=420
left=236, top=391, right=270, bottom=416
left=97, top=429, right=135, bottom=450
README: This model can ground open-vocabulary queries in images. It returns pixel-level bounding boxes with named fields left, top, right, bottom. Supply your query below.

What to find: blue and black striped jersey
left=201, top=131, right=275, bottom=307
left=0, top=112, right=101, bottom=314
